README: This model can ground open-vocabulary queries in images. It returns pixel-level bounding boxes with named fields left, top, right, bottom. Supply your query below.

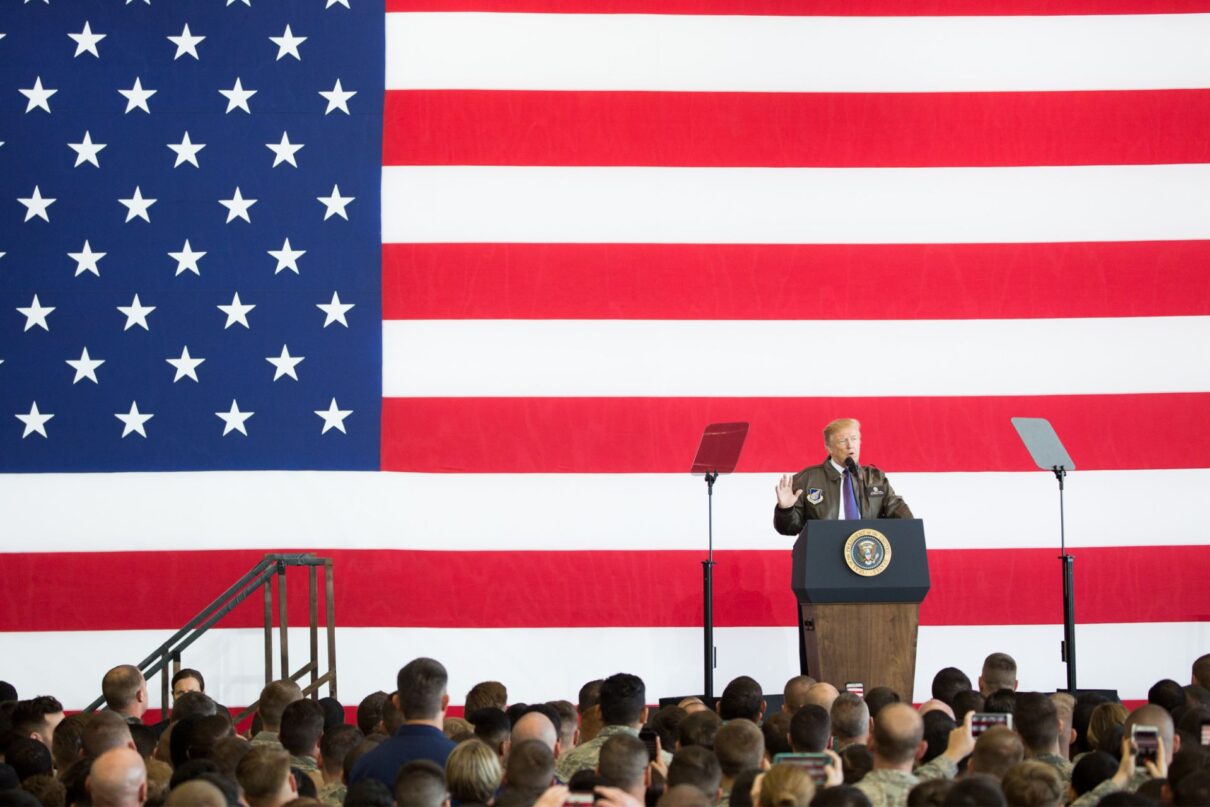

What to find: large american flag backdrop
left=2, top=0, right=1209, bottom=711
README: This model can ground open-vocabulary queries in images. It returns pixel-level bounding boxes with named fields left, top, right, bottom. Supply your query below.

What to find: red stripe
left=1, top=547, right=1206, bottom=633
left=380, top=394, right=1210, bottom=474
left=386, top=1, right=1210, bottom=15
left=381, top=241, right=1210, bottom=321
left=385, top=90, right=1210, bottom=168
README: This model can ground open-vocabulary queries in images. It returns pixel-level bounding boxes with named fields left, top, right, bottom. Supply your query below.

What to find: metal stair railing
left=86, top=553, right=336, bottom=721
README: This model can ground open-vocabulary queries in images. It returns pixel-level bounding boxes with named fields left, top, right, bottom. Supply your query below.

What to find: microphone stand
left=1054, top=464, right=1077, bottom=692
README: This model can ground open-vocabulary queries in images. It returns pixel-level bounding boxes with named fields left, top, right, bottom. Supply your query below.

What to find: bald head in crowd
left=88, top=747, right=147, bottom=807
left=102, top=665, right=149, bottom=720
left=969, top=726, right=1024, bottom=780
left=782, top=676, right=817, bottom=714
left=1125, top=704, right=1179, bottom=759
left=804, top=683, right=840, bottom=712
left=84, top=711, right=136, bottom=757
left=830, top=693, right=870, bottom=750
left=870, top=704, right=924, bottom=768
left=511, top=711, right=559, bottom=755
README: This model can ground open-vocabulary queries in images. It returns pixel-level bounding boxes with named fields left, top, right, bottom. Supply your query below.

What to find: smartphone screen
left=773, top=752, right=829, bottom=785
left=1201, top=720, right=1210, bottom=747
left=845, top=682, right=864, bottom=698
left=563, top=794, right=594, bottom=807
left=1132, top=725, right=1159, bottom=764
left=971, top=712, right=1013, bottom=736
left=638, top=728, right=659, bottom=762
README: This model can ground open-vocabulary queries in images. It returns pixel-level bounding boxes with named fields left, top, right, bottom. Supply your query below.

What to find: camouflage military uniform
left=1034, top=752, right=1074, bottom=782
left=250, top=730, right=283, bottom=749
left=854, top=757, right=957, bottom=807
left=318, top=781, right=347, bottom=806
left=1069, top=771, right=1150, bottom=807
left=555, top=724, right=672, bottom=783
left=290, top=754, right=325, bottom=791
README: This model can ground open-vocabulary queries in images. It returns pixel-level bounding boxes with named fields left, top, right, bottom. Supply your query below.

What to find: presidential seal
left=844, top=528, right=892, bottom=577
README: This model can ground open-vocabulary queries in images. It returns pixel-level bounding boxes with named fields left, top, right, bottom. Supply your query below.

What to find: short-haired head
left=920, top=711, right=956, bottom=765
left=172, top=691, right=218, bottom=723
left=511, top=711, right=557, bottom=751
left=1124, top=703, right=1176, bottom=758
left=547, top=700, right=579, bottom=748
left=6, top=737, right=52, bottom=781
left=237, top=746, right=294, bottom=807
left=863, top=687, right=900, bottom=719
left=1070, top=751, right=1118, bottom=797
left=469, top=708, right=511, bottom=755
left=465, top=682, right=508, bottom=717
left=931, top=668, right=972, bottom=709
left=1175, top=768, right=1210, bottom=807
left=758, top=762, right=815, bottom=807
left=658, top=783, right=714, bottom=807
left=280, top=699, right=325, bottom=757
left=52, top=712, right=89, bottom=772
left=445, top=738, right=502, bottom=805
left=504, top=739, right=555, bottom=791
left=719, top=677, right=765, bottom=723
left=344, top=737, right=384, bottom=784
left=678, top=710, right=721, bottom=750
left=83, top=710, right=135, bottom=758
left=346, top=779, right=395, bottom=807
left=980, top=654, right=1018, bottom=696
left=943, top=774, right=1007, bottom=806
left=10, top=696, right=65, bottom=750
left=578, top=680, right=604, bottom=713
left=905, top=778, right=952, bottom=806
left=803, top=683, right=840, bottom=712
left=983, top=689, right=1016, bottom=716
left=666, top=745, right=722, bottom=797
left=830, top=693, right=869, bottom=745
left=22, top=773, right=66, bottom=807
left=1192, top=653, right=1210, bottom=691
left=761, top=712, right=792, bottom=758
left=1148, top=679, right=1186, bottom=714
left=210, top=735, right=252, bottom=779
left=598, top=733, right=648, bottom=791
left=788, top=705, right=830, bottom=753
left=1001, top=760, right=1063, bottom=807
left=810, top=784, right=873, bottom=807
left=397, top=658, right=449, bottom=721
left=257, top=680, right=303, bottom=731
left=714, top=719, right=765, bottom=777
left=356, top=691, right=389, bottom=736
left=1014, top=692, right=1059, bottom=753
left=172, top=713, right=233, bottom=765
left=969, top=725, right=1023, bottom=780
left=650, top=705, right=688, bottom=753
left=729, top=768, right=762, bottom=807
left=165, top=779, right=227, bottom=807
left=599, top=673, right=646, bottom=727
left=394, top=759, right=448, bottom=807
left=782, top=676, right=816, bottom=714
left=871, top=703, right=923, bottom=765
left=102, top=666, right=146, bottom=714
left=319, top=724, right=364, bottom=777
left=87, top=747, right=147, bottom=807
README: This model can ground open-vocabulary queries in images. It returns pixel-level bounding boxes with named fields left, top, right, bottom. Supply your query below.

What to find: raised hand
left=776, top=474, right=804, bottom=509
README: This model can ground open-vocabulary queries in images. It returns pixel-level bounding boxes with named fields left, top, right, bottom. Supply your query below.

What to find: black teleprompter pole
left=702, top=471, right=718, bottom=702
left=1055, top=466, right=1077, bottom=693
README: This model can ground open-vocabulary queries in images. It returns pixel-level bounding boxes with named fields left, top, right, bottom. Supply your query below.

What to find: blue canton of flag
left=0, top=0, right=384, bottom=472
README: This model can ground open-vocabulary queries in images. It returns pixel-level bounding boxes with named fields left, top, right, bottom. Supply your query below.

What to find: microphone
left=844, top=456, right=860, bottom=474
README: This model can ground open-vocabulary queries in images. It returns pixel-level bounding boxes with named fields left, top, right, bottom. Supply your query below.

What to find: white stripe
left=381, top=164, right=1210, bottom=245
left=6, top=622, right=1203, bottom=710
left=381, top=318, right=1210, bottom=397
left=0, top=469, right=1206, bottom=553
left=386, top=13, right=1210, bottom=92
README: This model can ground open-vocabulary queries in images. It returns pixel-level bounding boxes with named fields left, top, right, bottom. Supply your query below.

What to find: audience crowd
left=2, top=651, right=1210, bottom=807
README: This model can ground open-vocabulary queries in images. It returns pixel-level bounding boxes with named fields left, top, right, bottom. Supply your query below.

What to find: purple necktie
left=843, top=469, right=860, bottom=520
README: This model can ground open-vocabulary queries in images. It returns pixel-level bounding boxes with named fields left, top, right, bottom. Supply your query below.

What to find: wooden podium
left=792, top=519, right=930, bottom=700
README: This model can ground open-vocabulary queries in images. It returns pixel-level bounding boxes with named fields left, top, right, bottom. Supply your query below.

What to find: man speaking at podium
left=773, top=417, right=913, bottom=534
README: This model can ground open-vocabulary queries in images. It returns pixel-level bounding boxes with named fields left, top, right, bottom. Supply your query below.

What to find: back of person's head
left=942, top=774, right=1006, bottom=806
left=598, top=733, right=648, bottom=792
left=22, top=773, right=66, bottom=807
left=863, top=687, right=900, bottom=719
left=52, top=712, right=89, bottom=772
left=6, top=737, right=52, bottom=781
left=346, top=777, right=395, bottom=807
left=762, top=712, right=792, bottom=758
left=982, top=689, right=1016, bottom=716
left=166, top=779, right=227, bottom=807
left=397, top=658, right=449, bottom=721
left=344, top=737, right=384, bottom=784
left=1147, top=679, right=1186, bottom=714
left=505, top=739, right=555, bottom=791
left=810, top=784, right=873, bottom=807
left=547, top=700, right=579, bottom=747
left=803, top=684, right=840, bottom=712
left=280, top=699, right=325, bottom=756
left=906, top=778, right=952, bottom=806
left=185, top=714, right=234, bottom=764
left=318, top=724, right=363, bottom=776
left=469, top=708, right=511, bottom=755
left=129, top=723, right=157, bottom=760
left=1070, top=750, right=1117, bottom=796
left=658, top=783, right=713, bottom=807
left=317, top=696, right=344, bottom=731
left=171, top=691, right=218, bottom=723
left=666, top=745, right=721, bottom=797
left=87, top=747, right=147, bottom=807
left=394, top=759, right=448, bottom=807
left=789, top=705, right=830, bottom=753
left=257, top=681, right=303, bottom=731
left=1124, top=703, right=1176, bottom=758
left=729, top=768, right=761, bottom=807
left=980, top=654, right=1017, bottom=695
left=1014, top=692, right=1059, bottom=753
left=951, top=691, right=984, bottom=723
left=719, top=677, right=765, bottom=722
left=356, top=691, right=388, bottom=736
left=830, top=693, right=869, bottom=743
left=931, top=668, right=972, bottom=709
left=599, top=673, right=646, bottom=727
left=782, top=676, right=816, bottom=714
left=1086, top=701, right=1128, bottom=751
left=210, top=736, right=252, bottom=779
left=0, top=682, right=16, bottom=703
left=969, top=725, right=1023, bottom=780
left=578, top=680, right=604, bottom=713
left=11, top=696, right=64, bottom=747
left=465, top=682, right=508, bottom=717
left=237, top=746, right=294, bottom=807
left=920, top=711, right=956, bottom=764
left=678, top=710, right=721, bottom=750
left=60, top=758, right=93, bottom=807
left=871, top=703, right=923, bottom=765
left=1175, top=769, right=1210, bottom=807
left=102, top=666, right=145, bottom=712
left=1193, top=653, right=1210, bottom=691
left=84, top=710, right=135, bottom=758
left=758, top=763, right=814, bottom=807
left=840, top=744, right=873, bottom=785
left=715, top=719, right=764, bottom=777
left=651, top=705, right=688, bottom=753
left=1168, top=746, right=1210, bottom=794
left=1001, top=760, right=1062, bottom=807
left=170, top=759, right=221, bottom=791
left=445, top=738, right=501, bottom=805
